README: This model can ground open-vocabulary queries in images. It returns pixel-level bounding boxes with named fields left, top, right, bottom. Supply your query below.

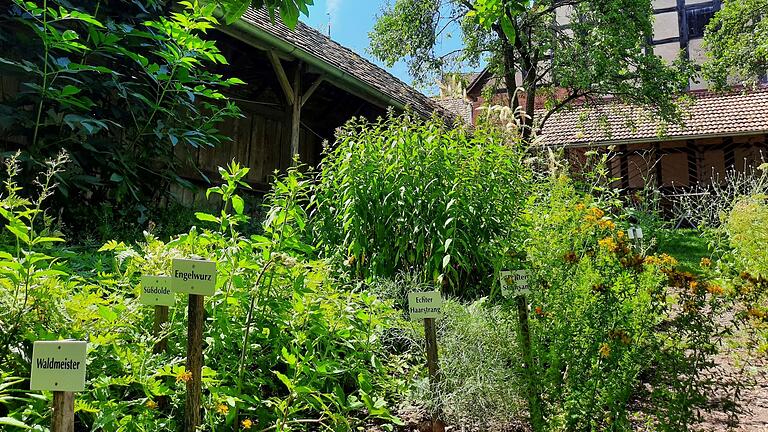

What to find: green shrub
left=723, top=196, right=768, bottom=354
left=521, top=177, right=734, bottom=430
left=313, top=112, right=530, bottom=297
left=0, top=160, right=406, bottom=431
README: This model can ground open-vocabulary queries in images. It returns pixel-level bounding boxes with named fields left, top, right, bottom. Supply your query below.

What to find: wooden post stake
left=423, top=317, right=444, bottom=432
left=185, top=294, right=204, bottom=432
left=516, top=295, right=543, bottom=431
left=153, top=305, right=169, bottom=354
left=52, top=391, right=74, bottom=432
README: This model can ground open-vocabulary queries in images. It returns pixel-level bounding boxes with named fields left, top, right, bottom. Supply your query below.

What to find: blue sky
left=301, top=0, right=467, bottom=95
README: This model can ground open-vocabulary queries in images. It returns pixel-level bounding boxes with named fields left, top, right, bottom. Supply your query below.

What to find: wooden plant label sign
left=408, top=291, right=443, bottom=320
left=30, top=341, right=87, bottom=392
left=501, top=270, right=531, bottom=297
left=172, top=259, right=217, bottom=296
left=140, top=276, right=175, bottom=306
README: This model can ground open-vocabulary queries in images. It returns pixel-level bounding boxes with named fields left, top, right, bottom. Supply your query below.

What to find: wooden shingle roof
left=539, top=88, right=768, bottom=147
left=238, top=8, right=450, bottom=119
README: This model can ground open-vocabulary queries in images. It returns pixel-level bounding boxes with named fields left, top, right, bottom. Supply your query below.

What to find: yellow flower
left=598, top=236, right=618, bottom=252
left=599, top=343, right=611, bottom=359
left=700, top=257, right=712, bottom=268
left=617, top=230, right=625, bottom=239
left=576, top=203, right=586, bottom=211
left=241, top=419, right=253, bottom=429
left=747, top=308, right=766, bottom=320
left=216, top=403, right=229, bottom=415
left=175, top=370, right=192, bottom=383
left=145, top=400, right=158, bottom=410
left=598, top=219, right=616, bottom=230
left=590, top=207, right=605, bottom=218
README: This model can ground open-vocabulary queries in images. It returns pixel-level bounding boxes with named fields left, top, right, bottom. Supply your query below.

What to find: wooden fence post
left=52, top=391, right=74, bottom=432
left=516, top=294, right=543, bottom=431
left=423, top=317, right=444, bottom=432
left=185, top=294, right=204, bottom=432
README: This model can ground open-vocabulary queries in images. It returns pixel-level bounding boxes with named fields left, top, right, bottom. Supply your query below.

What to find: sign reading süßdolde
left=408, top=291, right=443, bottom=320
left=501, top=270, right=531, bottom=297
left=171, top=258, right=217, bottom=296
left=30, top=341, right=87, bottom=392
left=140, top=276, right=175, bottom=306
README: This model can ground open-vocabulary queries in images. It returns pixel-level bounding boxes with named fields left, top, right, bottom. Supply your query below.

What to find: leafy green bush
left=0, top=0, right=242, bottom=232
left=723, top=196, right=768, bottom=354
left=521, top=177, right=734, bottom=430
left=0, top=159, right=407, bottom=430
left=313, top=112, right=530, bottom=297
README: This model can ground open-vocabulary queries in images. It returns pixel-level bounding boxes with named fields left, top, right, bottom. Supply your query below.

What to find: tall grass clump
left=313, top=111, right=530, bottom=297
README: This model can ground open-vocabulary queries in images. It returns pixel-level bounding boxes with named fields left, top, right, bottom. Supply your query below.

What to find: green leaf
left=195, top=212, right=219, bottom=223
left=60, top=84, right=81, bottom=96
left=231, top=195, right=244, bottom=215
left=0, top=417, right=30, bottom=429
left=273, top=371, right=293, bottom=391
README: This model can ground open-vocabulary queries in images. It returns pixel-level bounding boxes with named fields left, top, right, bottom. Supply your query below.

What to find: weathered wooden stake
left=185, top=294, right=204, bottom=432
left=52, top=391, right=74, bottom=432
left=423, top=317, right=444, bottom=432
left=153, top=305, right=169, bottom=354
left=516, top=295, right=543, bottom=431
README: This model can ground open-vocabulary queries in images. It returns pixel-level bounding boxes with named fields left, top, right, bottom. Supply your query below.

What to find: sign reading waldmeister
left=30, top=341, right=87, bottom=392
left=407, top=291, right=443, bottom=320
left=140, top=276, right=175, bottom=306
left=501, top=270, right=531, bottom=297
left=172, top=258, right=217, bottom=296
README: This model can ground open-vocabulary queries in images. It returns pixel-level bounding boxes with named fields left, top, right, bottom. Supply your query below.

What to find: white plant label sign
left=408, top=291, right=443, bottom=320
left=501, top=270, right=531, bottom=297
left=140, top=276, right=175, bottom=306
left=30, top=340, right=87, bottom=392
left=172, top=259, right=217, bottom=296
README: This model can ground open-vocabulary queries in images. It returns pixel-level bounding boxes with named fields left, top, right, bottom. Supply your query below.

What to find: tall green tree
left=369, top=0, right=692, bottom=140
left=703, top=0, right=768, bottom=90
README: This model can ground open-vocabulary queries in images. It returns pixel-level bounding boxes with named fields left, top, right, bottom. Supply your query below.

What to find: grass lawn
left=656, top=228, right=711, bottom=274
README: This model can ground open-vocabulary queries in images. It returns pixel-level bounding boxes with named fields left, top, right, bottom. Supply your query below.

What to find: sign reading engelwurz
left=408, top=291, right=443, bottom=320
left=30, top=341, right=87, bottom=392
left=140, top=276, right=175, bottom=306
left=172, top=258, right=217, bottom=296
left=501, top=270, right=531, bottom=297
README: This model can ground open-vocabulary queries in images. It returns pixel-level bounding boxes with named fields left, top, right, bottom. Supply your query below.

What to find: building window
left=686, top=5, right=716, bottom=39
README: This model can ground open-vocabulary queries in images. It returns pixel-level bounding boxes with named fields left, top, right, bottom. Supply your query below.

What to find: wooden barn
left=173, top=8, right=450, bottom=200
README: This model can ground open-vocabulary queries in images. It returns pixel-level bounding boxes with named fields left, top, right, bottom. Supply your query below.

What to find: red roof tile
left=538, top=88, right=768, bottom=147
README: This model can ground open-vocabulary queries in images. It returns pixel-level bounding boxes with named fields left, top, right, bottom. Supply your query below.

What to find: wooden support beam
left=268, top=51, right=294, bottom=104
left=290, top=64, right=302, bottom=163
left=52, top=392, right=74, bottom=432
left=301, top=76, right=324, bottom=108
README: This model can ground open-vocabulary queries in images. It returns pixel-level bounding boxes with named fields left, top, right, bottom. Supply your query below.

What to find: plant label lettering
left=172, top=259, right=217, bottom=296
left=501, top=270, right=531, bottom=297
left=408, top=291, right=442, bottom=320
left=30, top=340, right=87, bottom=392
left=140, top=276, right=175, bottom=306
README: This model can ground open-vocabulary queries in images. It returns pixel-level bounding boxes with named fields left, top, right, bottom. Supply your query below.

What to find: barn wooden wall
left=566, top=134, right=768, bottom=191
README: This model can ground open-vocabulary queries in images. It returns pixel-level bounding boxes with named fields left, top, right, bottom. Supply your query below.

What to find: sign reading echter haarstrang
left=500, top=270, right=531, bottom=297
left=30, top=341, right=87, bottom=392
left=407, top=291, right=443, bottom=320
left=172, top=258, right=217, bottom=296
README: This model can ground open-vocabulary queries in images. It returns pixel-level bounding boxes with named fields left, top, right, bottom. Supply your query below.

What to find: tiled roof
left=239, top=9, right=450, bottom=119
left=539, top=88, right=768, bottom=147
left=435, top=98, right=472, bottom=124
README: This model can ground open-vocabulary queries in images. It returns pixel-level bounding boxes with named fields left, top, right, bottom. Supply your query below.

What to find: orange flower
left=598, top=219, right=616, bottom=230
left=216, top=403, right=229, bottom=415
left=534, top=306, right=545, bottom=317
left=598, top=236, right=619, bottom=252
left=706, top=284, right=724, bottom=296
left=599, top=343, right=611, bottom=359
left=175, top=370, right=192, bottom=383
left=576, top=203, right=586, bottom=211
left=145, top=400, right=158, bottom=410
left=241, top=419, right=253, bottom=429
